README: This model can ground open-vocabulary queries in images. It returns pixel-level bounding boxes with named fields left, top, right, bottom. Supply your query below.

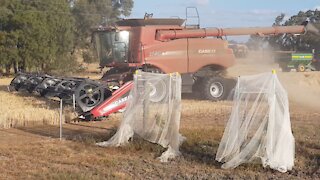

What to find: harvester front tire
left=200, top=76, right=227, bottom=101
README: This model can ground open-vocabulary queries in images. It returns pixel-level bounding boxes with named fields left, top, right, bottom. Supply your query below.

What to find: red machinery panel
left=90, top=81, right=133, bottom=118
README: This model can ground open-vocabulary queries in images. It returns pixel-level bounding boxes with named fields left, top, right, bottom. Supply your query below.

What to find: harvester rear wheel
left=199, top=76, right=227, bottom=101
left=297, top=64, right=306, bottom=72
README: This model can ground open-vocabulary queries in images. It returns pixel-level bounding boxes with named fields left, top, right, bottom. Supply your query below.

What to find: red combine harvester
left=10, top=13, right=312, bottom=120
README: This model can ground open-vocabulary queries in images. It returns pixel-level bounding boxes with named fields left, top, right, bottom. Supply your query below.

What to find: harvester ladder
left=185, top=7, right=200, bottom=29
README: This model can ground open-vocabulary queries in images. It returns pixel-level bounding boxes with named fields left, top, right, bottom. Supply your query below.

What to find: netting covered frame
left=97, top=71, right=184, bottom=162
left=216, top=71, right=295, bottom=173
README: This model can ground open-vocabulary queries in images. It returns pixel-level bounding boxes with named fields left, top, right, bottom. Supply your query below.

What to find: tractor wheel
left=199, top=76, right=227, bottom=101
left=297, top=64, right=306, bottom=72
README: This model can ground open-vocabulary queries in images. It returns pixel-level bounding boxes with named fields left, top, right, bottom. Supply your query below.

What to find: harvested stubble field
left=0, top=52, right=320, bottom=179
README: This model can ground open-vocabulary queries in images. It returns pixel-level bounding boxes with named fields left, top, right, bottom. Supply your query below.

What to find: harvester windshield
left=94, top=30, right=129, bottom=67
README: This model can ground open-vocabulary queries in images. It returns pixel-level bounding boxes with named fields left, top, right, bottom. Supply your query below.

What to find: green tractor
left=275, top=51, right=320, bottom=72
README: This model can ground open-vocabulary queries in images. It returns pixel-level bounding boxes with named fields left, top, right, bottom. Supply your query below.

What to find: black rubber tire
left=199, top=76, right=228, bottom=101
left=75, top=81, right=109, bottom=112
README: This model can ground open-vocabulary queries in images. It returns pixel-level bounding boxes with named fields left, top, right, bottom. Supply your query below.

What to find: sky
left=129, top=0, right=320, bottom=42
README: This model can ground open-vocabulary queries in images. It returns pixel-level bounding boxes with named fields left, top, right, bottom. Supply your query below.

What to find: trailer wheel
left=297, top=64, right=306, bottom=72
left=199, top=76, right=227, bottom=101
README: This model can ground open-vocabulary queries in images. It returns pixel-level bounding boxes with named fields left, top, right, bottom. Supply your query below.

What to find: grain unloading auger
left=9, top=16, right=316, bottom=120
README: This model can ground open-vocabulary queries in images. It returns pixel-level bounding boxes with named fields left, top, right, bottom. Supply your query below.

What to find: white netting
left=216, top=72, right=295, bottom=173
left=97, top=71, right=184, bottom=162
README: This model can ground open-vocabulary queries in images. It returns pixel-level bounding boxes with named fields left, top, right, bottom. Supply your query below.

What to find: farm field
left=0, top=52, right=319, bottom=179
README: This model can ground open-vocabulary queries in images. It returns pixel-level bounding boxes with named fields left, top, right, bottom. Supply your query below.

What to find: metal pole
left=72, top=94, right=76, bottom=111
left=59, top=99, right=63, bottom=141
left=143, top=80, right=151, bottom=131
left=236, top=76, right=240, bottom=129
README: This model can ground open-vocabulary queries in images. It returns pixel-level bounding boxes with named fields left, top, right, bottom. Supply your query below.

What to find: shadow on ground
left=0, top=85, right=10, bottom=92
left=181, top=142, right=222, bottom=168
left=17, top=123, right=116, bottom=143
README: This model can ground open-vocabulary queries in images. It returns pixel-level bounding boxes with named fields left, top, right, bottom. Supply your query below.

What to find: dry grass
left=0, top=98, right=319, bottom=179
left=0, top=78, right=76, bottom=128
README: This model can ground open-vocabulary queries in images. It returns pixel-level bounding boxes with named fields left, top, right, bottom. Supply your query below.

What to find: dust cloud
left=227, top=51, right=320, bottom=111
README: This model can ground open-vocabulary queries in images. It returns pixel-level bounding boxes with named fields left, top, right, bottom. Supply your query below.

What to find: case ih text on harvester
left=9, top=14, right=314, bottom=120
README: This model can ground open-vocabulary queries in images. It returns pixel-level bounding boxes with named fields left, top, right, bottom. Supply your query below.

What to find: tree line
left=247, top=9, right=320, bottom=53
left=0, top=0, right=133, bottom=74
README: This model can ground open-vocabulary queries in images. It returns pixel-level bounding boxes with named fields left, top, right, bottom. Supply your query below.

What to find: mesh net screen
left=97, top=71, right=184, bottom=162
left=216, top=72, right=295, bottom=173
